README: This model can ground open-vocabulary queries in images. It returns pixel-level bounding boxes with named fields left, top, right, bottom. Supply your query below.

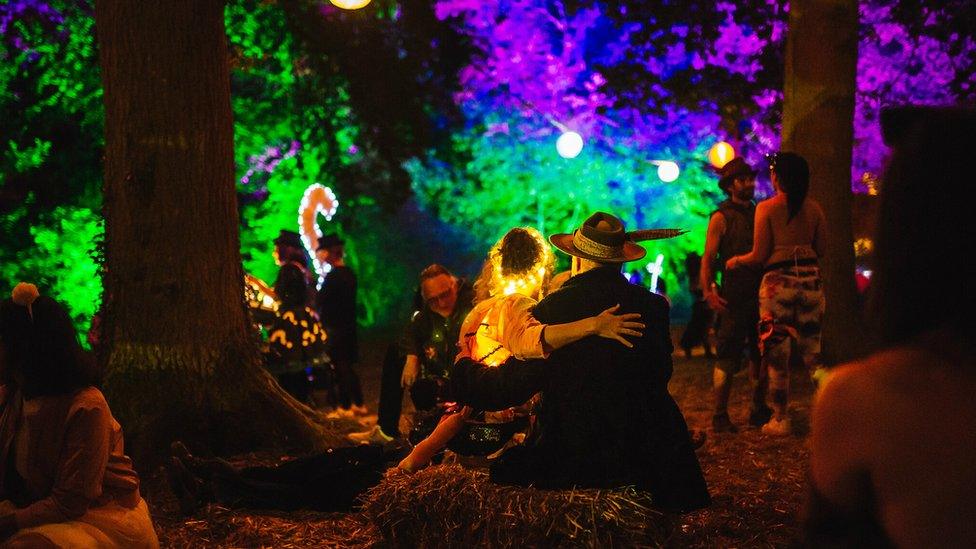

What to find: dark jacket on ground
left=452, top=266, right=710, bottom=512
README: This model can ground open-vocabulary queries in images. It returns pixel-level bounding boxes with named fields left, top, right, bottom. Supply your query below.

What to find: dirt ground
left=149, top=329, right=815, bottom=547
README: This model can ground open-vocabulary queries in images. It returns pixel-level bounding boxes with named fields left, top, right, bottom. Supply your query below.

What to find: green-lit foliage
left=408, top=120, right=723, bottom=317
left=0, top=204, right=102, bottom=340
left=1, top=1, right=104, bottom=340
left=227, top=0, right=413, bottom=328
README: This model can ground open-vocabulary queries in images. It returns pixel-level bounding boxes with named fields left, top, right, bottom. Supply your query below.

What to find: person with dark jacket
left=348, top=265, right=474, bottom=444
left=452, top=213, right=710, bottom=513
left=315, top=234, right=364, bottom=415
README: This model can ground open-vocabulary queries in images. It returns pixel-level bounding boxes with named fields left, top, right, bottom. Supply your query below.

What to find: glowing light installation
left=329, top=0, right=371, bottom=9
left=489, top=228, right=554, bottom=297
left=708, top=141, right=735, bottom=168
left=656, top=161, right=680, bottom=183
left=645, top=253, right=665, bottom=293
left=297, top=184, right=339, bottom=285
left=556, top=131, right=584, bottom=159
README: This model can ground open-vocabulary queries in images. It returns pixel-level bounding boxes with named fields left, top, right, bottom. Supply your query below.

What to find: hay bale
left=360, top=465, right=674, bottom=547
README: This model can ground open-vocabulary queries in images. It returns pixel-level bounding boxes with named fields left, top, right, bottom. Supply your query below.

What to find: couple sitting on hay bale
left=167, top=212, right=710, bottom=520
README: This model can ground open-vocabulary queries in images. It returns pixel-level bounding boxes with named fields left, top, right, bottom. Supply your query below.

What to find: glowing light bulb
left=657, top=161, right=680, bottom=182
left=329, top=0, right=371, bottom=9
left=708, top=141, right=735, bottom=168
left=556, top=131, right=584, bottom=159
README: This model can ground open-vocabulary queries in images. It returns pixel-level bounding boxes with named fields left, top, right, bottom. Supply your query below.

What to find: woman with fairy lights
left=397, top=227, right=644, bottom=472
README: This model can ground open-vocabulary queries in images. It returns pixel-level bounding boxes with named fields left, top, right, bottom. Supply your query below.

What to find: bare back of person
left=762, top=195, right=825, bottom=266
left=812, top=331, right=976, bottom=547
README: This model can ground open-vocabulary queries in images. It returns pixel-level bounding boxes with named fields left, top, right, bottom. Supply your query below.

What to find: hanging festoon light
left=329, top=0, right=371, bottom=9
left=657, top=161, right=680, bottom=182
left=556, top=131, right=584, bottom=159
left=708, top=141, right=735, bottom=168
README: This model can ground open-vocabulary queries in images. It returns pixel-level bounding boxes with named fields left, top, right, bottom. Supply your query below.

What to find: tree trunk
left=95, top=0, right=346, bottom=466
left=781, top=0, right=864, bottom=365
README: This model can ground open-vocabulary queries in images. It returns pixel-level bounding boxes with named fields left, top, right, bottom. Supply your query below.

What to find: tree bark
left=781, top=0, right=864, bottom=364
left=95, top=0, right=346, bottom=466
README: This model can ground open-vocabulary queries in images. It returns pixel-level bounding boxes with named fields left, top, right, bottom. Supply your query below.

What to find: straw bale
left=360, top=464, right=674, bottom=547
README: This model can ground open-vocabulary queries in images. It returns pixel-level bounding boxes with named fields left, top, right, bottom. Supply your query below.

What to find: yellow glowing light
left=329, top=0, right=371, bottom=9
left=708, top=141, right=735, bottom=168
left=489, top=228, right=554, bottom=297
left=854, top=238, right=874, bottom=257
left=861, top=172, right=880, bottom=195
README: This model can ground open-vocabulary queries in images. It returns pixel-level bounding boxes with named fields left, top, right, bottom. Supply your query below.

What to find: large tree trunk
left=781, top=0, right=864, bottom=365
left=95, top=0, right=346, bottom=466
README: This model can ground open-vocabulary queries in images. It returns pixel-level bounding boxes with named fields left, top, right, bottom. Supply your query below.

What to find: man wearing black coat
left=452, top=212, right=710, bottom=513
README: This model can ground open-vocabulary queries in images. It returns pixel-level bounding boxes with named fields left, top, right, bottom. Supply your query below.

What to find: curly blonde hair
left=473, top=227, right=555, bottom=304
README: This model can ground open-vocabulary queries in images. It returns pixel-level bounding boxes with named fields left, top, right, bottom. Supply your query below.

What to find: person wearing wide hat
left=273, top=229, right=310, bottom=268
left=451, top=212, right=710, bottom=513
left=700, top=156, right=770, bottom=434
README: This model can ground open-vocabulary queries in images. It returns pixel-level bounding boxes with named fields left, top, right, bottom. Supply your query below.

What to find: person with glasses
left=397, top=227, right=644, bottom=472
left=725, top=152, right=827, bottom=436
left=349, top=265, right=475, bottom=445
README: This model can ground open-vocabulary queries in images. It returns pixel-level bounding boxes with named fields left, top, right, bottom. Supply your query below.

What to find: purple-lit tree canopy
left=408, top=0, right=974, bottom=312
left=1, top=0, right=974, bottom=328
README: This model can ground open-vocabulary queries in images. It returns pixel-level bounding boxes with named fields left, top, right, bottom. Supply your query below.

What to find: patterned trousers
left=758, top=266, right=824, bottom=400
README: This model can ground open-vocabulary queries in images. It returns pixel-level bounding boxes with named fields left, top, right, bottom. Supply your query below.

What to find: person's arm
left=728, top=202, right=773, bottom=269
left=13, top=402, right=112, bottom=529
left=502, top=296, right=644, bottom=359
left=401, top=354, right=420, bottom=388
left=452, top=356, right=546, bottom=411
left=700, top=213, right=728, bottom=312
left=399, top=312, right=423, bottom=387
left=540, top=304, right=643, bottom=351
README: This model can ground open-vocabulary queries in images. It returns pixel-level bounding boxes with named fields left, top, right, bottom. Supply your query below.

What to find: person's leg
left=746, top=298, right=772, bottom=426
left=183, top=446, right=387, bottom=512
left=712, top=306, right=743, bottom=432
left=681, top=299, right=709, bottom=357
left=758, top=271, right=798, bottom=433
left=377, top=344, right=404, bottom=437
left=796, top=271, right=827, bottom=386
left=335, top=358, right=365, bottom=409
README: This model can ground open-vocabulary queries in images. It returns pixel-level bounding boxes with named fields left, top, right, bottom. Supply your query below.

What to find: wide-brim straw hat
left=549, top=212, right=686, bottom=263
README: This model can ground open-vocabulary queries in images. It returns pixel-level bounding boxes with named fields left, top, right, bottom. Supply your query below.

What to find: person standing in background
left=315, top=234, right=365, bottom=417
left=700, top=158, right=771, bottom=433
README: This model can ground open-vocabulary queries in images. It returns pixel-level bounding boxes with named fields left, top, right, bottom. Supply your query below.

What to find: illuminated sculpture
left=645, top=253, right=666, bottom=293
left=297, top=184, right=339, bottom=285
